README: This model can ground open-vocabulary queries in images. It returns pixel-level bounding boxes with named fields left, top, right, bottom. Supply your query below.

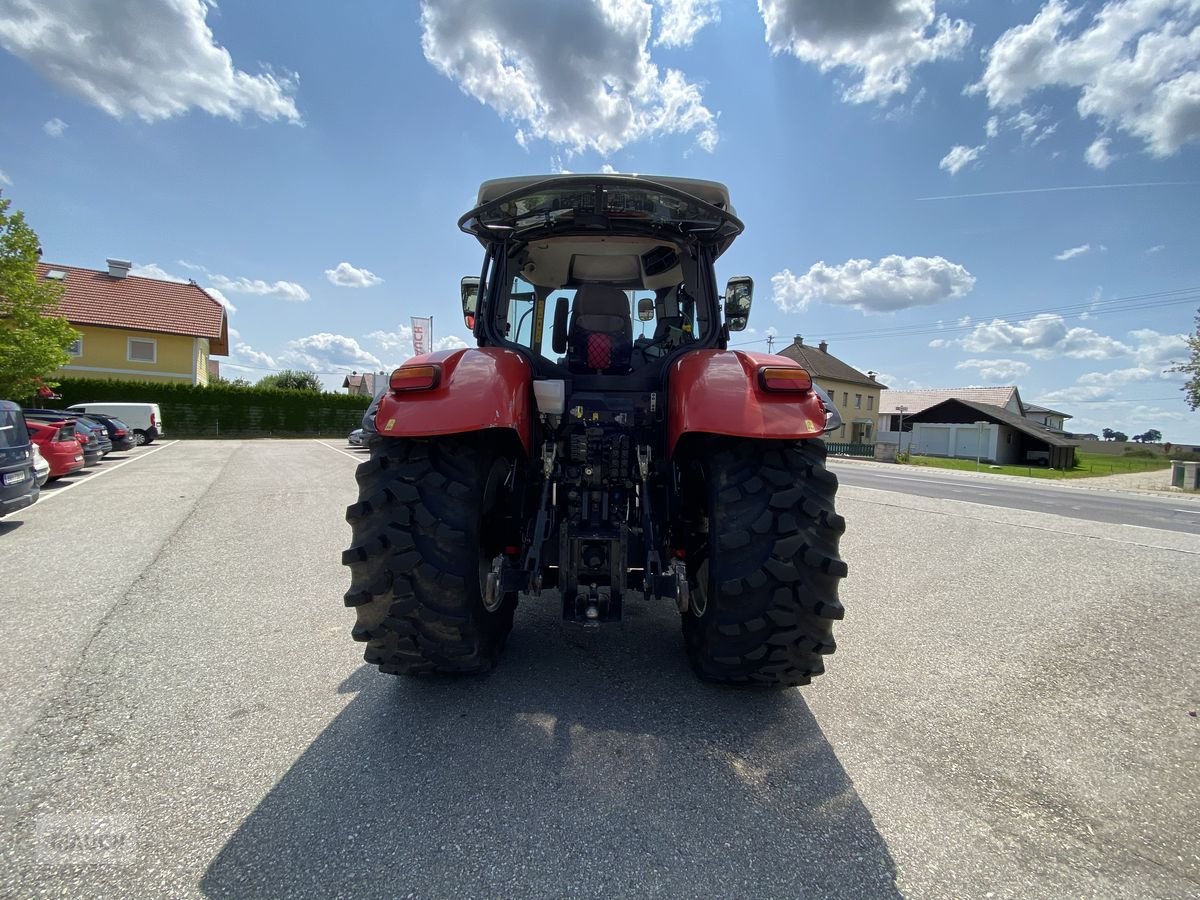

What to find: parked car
left=26, top=420, right=85, bottom=479
left=348, top=428, right=365, bottom=447
left=23, top=410, right=113, bottom=457
left=30, top=444, right=49, bottom=487
left=70, top=411, right=136, bottom=452
left=0, top=401, right=39, bottom=518
left=66, top=403, right=163, bottom=445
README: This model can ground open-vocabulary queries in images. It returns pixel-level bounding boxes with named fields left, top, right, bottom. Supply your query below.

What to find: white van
left=67, top=402, right=164, bottom=445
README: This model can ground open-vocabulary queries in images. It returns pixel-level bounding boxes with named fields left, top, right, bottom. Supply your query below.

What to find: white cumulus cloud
left=939, top=144, right=983, bottom=174
left=0, top=0, right=300, bottom=124
left=773, top=255, right=975, bottom=314
left=940, top=313, right=1133, bottom=360
left=210, top=274, right=309, bottom=302
left=325, top=262, right=383, bottom=288
left=973, top=0, right=1200, bottom=158
left=955, top=358, right=1032, bottom=381
left=1084, top=135, right=1116, bottom=169
left=655, top=0, right=721, bottom=47
left=420, top=0, right=718, bottom=154
left=0, top=169, right=13, bottom=186
left=42, top=117, right=67, bottom=137
left=758, top=0, right=972, bottom=103
left=284, top=333, right=383, bottom=373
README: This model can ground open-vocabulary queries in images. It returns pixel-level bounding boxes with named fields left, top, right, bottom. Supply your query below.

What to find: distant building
left=343, top=371, right=383, bottom=396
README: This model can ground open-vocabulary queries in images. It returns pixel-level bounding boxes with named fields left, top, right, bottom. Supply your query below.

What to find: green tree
left=1139, top=429, right=1163, bottom=443
left=1102, top=428, right=1115, bottom=441
left=256, top=369, right=323, bottom=391
left=0, top=198, right=80, bottom=399
left=1170, top=308, right=1200, bottom=411
left=1112, top=430, right=1128, bottom=442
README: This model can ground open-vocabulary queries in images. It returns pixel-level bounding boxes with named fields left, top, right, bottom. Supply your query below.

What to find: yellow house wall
left=814, top=377, right=883, bottom=442
left=194, top=338, right=211, bottom=387
left=56, top=325, right=198, bottom=384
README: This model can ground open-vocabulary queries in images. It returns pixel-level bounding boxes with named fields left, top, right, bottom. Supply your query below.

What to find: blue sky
left=1, top=0, right=1198, bottom=441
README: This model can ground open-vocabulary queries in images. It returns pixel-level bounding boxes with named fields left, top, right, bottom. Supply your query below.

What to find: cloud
left=210, top=274, right=309, bottom=302
left=284, top=333, right=383, bottom=373
left=655, top=0, right=721, bottom=47
left=434, top=335, right=471, bottom=351
left=973, top=0, right=1200, bottom=158
left=0, top=169, right=12, bottom=186
left=985, top=116, right=1000, bottom=138
left=772, top=255, right=975, bottom=314
left=955, top=358, right=1032, bottom=381
left=130, top=262, right=186, bottom=282
left=1054, top=243, right=1091, bottom=261
left=325, top=262, right=383, bottom=288
left=939, top=144, right=983, bottom=174
left=42, top=117, right=67, bottom=137
left=1146, top=243, right=1165, bottom=253
left=758, top=0, right=972, bottom=103
left=419, top=0, right=718, bottom=154
left=0, top=0, right=300, bottom=124
left=940, top=313, right=1132, bottom=360
left=229, top=341, right=276, bottom=371
left=1127, top=327, right=1189, bottom=367
left=366, top=325, right=414, bottom=353
left=1085, top=136, right=1116, bottom=169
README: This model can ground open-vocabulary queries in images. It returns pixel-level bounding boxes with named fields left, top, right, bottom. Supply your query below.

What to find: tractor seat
left=567, top=284, right=632, bottom=374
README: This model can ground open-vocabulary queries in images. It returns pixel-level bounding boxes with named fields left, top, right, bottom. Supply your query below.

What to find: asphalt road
left=1, top=440, right=1197, bottom=898
left=831, top=460, right=1200, bottom=535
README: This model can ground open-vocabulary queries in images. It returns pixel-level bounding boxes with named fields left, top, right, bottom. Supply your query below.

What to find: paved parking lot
left=1, top=439, right=1197, bottom=898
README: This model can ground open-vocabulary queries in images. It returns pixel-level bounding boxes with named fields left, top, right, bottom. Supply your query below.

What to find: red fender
left=667, top=350, right=827, bottom=457
left=375, top=347, right=533, bottom=454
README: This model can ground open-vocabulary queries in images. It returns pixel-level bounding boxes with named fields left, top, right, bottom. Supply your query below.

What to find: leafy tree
left=210, top=374, right=253, bottom=388
left=1102, top=428, right=1115, bottom=441
left=0, top=198, right=80, bottom=399
left=1112, top=430, right=1128, bottom=442
left=1171, top=308, right=1200, bottom=411
left=256, top=369, right=322, bottom=391
left=1138, top=429, right=1163, bottom=443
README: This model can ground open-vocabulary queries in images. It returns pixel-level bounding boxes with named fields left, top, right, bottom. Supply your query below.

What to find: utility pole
left=896, top=405, right=908, bottom=459
left=766, top=335, right=774, bottom=353
left=975, top=420, right=989, bottom=471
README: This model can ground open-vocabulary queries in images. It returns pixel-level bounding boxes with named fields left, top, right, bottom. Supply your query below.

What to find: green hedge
left=45, top=378, right=370, bottom=437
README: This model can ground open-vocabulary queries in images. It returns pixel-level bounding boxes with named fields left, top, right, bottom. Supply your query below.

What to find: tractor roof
left=461, top=174, right=743, bottom=257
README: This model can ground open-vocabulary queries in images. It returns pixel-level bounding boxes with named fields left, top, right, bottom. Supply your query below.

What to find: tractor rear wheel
left=342, top=436, right=517, bottom=675
left=682, top=438, right=846, bottom=687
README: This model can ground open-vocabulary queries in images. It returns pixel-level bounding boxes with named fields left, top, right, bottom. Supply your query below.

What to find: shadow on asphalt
left=201, top=605, right=899, bottom=898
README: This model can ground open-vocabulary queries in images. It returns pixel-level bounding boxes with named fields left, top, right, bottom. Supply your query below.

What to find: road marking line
left=35, top=441, right=176, bottom=504
left=316, top=439, right=367, bottom=462
left=861, top=473, right=1001, bottom=491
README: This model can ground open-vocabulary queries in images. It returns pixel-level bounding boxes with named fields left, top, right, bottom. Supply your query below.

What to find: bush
left=1122, top=448, right=1157, bottom=458
left=45, top=377, right=370, bottom=437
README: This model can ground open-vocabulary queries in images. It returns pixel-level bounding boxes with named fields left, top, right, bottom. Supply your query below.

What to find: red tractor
left=343, top=175, right=846, bottom=687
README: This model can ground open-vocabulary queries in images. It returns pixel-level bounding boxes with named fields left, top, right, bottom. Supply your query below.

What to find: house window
left=867, top=395, right=874, bottom=411
left=67, top=337, right=83, bottom=357
left=127, top=338, right=157, bottom=363
left=854, top=394, right=862, bottom=409
left=842, top=392, right=849, bottom=408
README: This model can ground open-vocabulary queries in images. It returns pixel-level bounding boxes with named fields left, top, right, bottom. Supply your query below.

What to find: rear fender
left=375, top=347, right=533, bottom=454
left=667, top=350, right=827, bottom=457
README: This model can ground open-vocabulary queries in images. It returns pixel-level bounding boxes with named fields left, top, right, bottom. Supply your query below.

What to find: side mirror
left=460, top=276, right=480, bottom=329
left=636, top=297, right=655, bottom=322
left=723, top=276, right=753, bottom=332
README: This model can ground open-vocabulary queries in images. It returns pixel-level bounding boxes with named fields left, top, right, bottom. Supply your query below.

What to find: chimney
left=106, top=258, right=131, bottom=279
left=794, top=335, right=804, bottom=346
left=818, top=340, right=828, bottom=353
left=868, top=371, right=877, bottom=381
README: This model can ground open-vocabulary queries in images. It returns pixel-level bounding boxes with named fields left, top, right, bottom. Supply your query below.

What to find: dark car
left=0, top=401, right=39, bottom=518
left=23, top=410, right=113, bottom=457
left=68, top=411, right=136, bottom=452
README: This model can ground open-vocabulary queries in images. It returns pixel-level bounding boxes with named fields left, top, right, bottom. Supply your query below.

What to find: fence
left=825, top=442, right=875, bottom=458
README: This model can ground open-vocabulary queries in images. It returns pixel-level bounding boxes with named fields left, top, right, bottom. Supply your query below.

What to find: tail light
left=389, top=364, right=441, bottom=392
left=758, top=366, right=813, bottom=393
left=151, top=412, right=156, bottom=427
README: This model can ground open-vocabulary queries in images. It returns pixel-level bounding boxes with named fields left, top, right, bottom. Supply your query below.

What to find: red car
left=27, top=420, right=85, bottom=479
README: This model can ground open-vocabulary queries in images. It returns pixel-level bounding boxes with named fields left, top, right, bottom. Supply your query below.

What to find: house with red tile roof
left=38, top=259, right=228, bottom=386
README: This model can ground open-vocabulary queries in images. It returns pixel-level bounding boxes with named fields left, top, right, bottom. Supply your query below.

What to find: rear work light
left=758, top=366, right=813, bottom=393
left=389, top=364, right=441, bottom=393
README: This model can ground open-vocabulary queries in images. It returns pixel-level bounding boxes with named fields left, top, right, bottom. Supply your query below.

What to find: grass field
left=901, top=451, right=1172, bottom=480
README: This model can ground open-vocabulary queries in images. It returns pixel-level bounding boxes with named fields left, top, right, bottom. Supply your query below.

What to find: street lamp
left=974, top=420, right=989, bottom=470
left=896, top=405, right=909, bottom=459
